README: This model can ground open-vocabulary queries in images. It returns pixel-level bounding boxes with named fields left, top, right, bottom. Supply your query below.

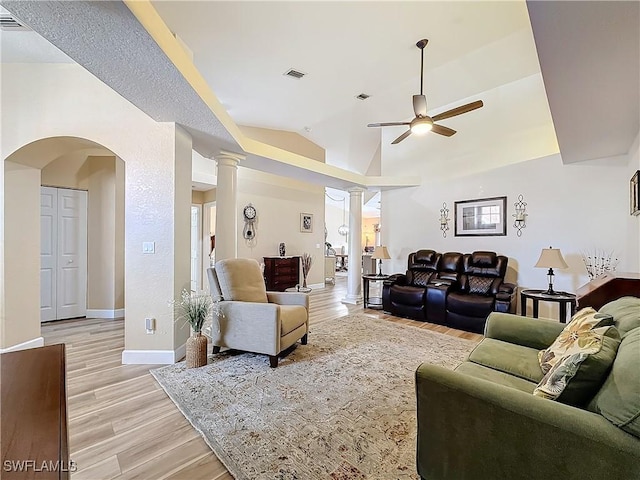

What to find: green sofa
left=416, top=296, right=640, bottom=480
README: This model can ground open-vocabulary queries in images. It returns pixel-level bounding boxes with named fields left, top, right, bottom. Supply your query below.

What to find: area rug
left=151, top=313, right=477, bottom=480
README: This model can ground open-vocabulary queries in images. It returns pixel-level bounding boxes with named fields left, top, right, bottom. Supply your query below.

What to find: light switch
left=143, top=241, right=155, bottom=254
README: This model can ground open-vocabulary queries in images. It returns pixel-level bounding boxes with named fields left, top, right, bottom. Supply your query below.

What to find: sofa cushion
left=280, top=305, right=307, bottom=336
left=534, top=325, right=620, bottom=406
left=390, top=285, right=426, bottom=306
left=468, top=338, right=543, bottom=383
left=455, top=361, right=537, bottom=394
left=587, top=327, right=640, bottom=438
left=215, top=258, right=268, bottom=303
left=410, top=270, right=434, bottom=287
left=447, top=293, right=494, bottom=317
left=599, top=296, right=640, bottom=337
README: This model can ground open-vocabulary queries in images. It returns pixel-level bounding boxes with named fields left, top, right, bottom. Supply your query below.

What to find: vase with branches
left=580, top=249, right=619, bottom=280
left=174, top=289, right=222, bottom=368
left=301, top=253, right=313, bottom=288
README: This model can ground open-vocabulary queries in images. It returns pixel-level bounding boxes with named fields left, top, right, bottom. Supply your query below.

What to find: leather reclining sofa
left=382, top=249, right=516, bottom=333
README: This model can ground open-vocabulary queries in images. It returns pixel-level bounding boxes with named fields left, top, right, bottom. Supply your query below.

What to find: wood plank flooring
left=42, top=277, right=482, bottom=480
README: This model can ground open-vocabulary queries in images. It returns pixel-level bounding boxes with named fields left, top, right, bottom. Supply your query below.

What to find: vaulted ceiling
left=2, top=1, right=638, bottom=184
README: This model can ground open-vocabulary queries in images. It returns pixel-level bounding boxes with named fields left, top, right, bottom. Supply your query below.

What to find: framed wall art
left=631, top=170, right=639, bottom=216
left=454, top=196, right=507, bottom=237
left=300, top=213, right=313, bottom=233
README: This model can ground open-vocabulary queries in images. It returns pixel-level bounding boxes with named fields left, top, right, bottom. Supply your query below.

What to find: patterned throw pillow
left=538, top=307, right=614, bottom=374
left=534, top=308, right=618, bottom=402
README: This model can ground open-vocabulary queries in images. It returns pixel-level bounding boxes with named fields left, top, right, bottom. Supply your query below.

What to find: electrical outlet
left=145, top=317, right=156, bottom=334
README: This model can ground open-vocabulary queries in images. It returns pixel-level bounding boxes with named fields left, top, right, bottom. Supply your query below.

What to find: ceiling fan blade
left=391, top=129, right=412, bottom=144
left=432, top=100, right=484, bottom=122
left=431, top=124, right=456, bottom=137
left=413, top=95, right=427, bottom=117
left=367, top=122, right=411, bottom=128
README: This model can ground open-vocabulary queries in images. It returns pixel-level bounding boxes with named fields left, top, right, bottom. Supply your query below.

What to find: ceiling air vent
left=356, top=93, right=371, bottom=100
left=284, top=68, right=306, bottom=79
left=0, top=13, right=30, bottom=31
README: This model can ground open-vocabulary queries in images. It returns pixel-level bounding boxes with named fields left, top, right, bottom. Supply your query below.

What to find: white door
left=40, top=187, right=88, bottom=321
left=40, top=187, right=58, bottom=322
left=191, top=205, right=201, bottom=291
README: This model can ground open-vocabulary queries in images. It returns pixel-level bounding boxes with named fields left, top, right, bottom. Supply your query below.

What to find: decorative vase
left=302, top=277, right=308, bottom=288
left=279, top=242, right=286, bottom=256
left=186, top=332, right=208, bottom=368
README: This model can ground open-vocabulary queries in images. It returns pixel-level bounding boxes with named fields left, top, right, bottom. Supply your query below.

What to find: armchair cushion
left=390, top=285, right=425, bottom=306
left=215, top=258, right=268, bottom=303
left=468, top=276, right=493, bottom=295
left=454, top=361, right=536, bottom=394
left=468, top=338, right=543, bottom=383
left=280, top=305, right=307, bottom=336
left=447, top=293, right=494, bottom=317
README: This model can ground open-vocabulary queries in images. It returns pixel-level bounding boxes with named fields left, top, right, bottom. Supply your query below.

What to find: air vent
left=0, top=13, right=30, bottom=31
left=284, top=69, right=306, bottom=79
left=356, top=93, right=371, bottom=100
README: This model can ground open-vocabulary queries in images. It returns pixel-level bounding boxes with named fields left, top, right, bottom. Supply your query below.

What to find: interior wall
left=362, top=217, right=380, bottom=250
left=2, top=161, right=41, bottom=349
left=325, top=197, right=348, bottom=253
left=2, top=62, right=191, bottom=361
left=237, top=168, right=325, bottom=286
left=382, top=152, right=635, bottom=318
left=626, top=132, right=640, bottom=272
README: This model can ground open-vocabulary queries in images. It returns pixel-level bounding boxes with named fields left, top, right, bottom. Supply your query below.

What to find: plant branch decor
left=301, top=253, right=313, bottom=288
left=174, top=289, right=221, bottom=368
left=580, top=249, right=619, bottom=280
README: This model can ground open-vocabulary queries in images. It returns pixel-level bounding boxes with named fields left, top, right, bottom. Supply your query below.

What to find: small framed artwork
left=631, top=170, right=640, bottom=216
left=454, top=196, right=507, bottom=236
left=300, top=213, right=313, bottom=233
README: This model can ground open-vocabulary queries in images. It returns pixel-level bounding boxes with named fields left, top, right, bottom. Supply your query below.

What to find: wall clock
left=243, top=204, right=257, bottom=240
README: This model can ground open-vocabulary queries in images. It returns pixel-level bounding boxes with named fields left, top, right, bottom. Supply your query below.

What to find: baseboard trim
left=122, top=342, right=187, bottom=365
left=86, top=308, right=125, bottom=319
left=1, top=336, right=45, bottom=353
left=307, top=282, right=325, bottom=290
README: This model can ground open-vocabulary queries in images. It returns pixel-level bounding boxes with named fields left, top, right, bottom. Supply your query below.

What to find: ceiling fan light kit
left=367, top=38, right=484, bottom=144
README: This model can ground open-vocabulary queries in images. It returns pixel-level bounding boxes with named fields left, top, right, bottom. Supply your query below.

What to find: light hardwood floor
left=42, top=277, right=482, bottom=480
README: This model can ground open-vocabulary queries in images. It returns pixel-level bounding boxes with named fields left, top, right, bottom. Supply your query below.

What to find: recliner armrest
left=266, top=291, right=309, bottom=311
left=499, top=282, right=516, bottom=294
left=484, top=312, right=564, bottom=350
left=383, top=273, right=406, bottom=286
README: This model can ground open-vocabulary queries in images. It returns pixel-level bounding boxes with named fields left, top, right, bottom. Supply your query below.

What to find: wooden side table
left=363, top=274, right=389, bottom=309
left=520, top=289, right=577, bottom=323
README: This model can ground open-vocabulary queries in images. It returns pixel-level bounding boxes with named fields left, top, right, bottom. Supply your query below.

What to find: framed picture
left=631, top=170, right=640, bottom=216
left=300, top=213, right=313, bottom=233
left=454, top=196, right=507, bottom=236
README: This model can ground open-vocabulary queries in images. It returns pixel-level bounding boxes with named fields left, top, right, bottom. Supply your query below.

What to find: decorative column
left=342, top=187, right=365, bottom=305
left=214, top=151, right=244, bottom=261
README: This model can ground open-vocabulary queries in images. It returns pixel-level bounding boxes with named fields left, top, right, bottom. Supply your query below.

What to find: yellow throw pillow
left=538, top=307, right=614, bottom=374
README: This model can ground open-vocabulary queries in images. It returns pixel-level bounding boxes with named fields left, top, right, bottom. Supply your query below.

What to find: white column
left=214, top=151, right=244, bottom=261
left=342, top=187, right=365, bottom=305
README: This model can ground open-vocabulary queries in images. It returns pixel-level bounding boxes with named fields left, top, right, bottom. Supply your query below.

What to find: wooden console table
left=263, top=256, right=300, bottom=291
left=1, top=344, right=70, bottom=479
left=576, top=272, right=640, bottom=310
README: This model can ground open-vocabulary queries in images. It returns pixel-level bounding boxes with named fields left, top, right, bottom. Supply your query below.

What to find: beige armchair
left=206, top=258, right=309, bottom=367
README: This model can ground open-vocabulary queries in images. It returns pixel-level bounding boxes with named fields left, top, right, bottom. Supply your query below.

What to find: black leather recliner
left=382, top=250, right=441, bottom=319
left=446, top=252, right=514, bottom=333
left=383, top=250, right=516, bottom=334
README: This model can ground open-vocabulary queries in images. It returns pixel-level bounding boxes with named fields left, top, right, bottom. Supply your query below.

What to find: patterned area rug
left=151, top=314, right=477, bottom=480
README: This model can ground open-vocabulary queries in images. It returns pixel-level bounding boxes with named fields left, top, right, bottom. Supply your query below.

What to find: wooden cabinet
left=263, top=256, right=300, bottom=291
left=1, top=344, right=70, bottom=479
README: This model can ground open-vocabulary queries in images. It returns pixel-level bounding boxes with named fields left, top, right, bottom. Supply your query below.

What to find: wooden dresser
left=1, top=344, right=70, bottom=480
left=263, top=256, right=300, bottom=291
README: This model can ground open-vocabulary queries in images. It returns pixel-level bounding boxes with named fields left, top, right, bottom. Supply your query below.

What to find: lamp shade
left=372, top=246, right=391, bottom=260
left=534, top=247, right=568, bottom=269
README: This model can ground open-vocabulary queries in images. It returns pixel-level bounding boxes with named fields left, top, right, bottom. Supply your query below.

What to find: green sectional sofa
left=416, top=296, right=640, bottom=480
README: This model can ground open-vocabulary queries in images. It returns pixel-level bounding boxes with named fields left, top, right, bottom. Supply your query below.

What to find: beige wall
left=237, top=168, right=325, bottom=286
left=2, top=161, right=41, bottom=349
left=115, top=158, right=125, bottom=310
left=191, top=190, right=204, bottom=204
left=203, top=188, right=216, bottom=204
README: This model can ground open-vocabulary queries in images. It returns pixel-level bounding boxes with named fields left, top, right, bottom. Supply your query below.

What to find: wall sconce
left=439, top=202, right=450, bottom=238
left=513, top=194, right=527, bottom=237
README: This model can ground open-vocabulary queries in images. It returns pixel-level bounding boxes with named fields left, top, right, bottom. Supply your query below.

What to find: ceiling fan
left=367, top=39, right=484, bottom=144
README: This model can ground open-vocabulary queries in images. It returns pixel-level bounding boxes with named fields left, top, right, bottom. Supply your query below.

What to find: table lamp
left=372, top=246, right=391, bottom=276
left=534, top=246, right=568, bottom=295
